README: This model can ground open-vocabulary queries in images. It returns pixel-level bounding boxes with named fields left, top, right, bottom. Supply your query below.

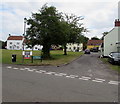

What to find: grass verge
left=100, top=58, right=120, bottom=73
left=1, top=49, right=83, bottom=66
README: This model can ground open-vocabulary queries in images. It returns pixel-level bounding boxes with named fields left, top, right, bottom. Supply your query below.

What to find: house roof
left=87, top=40, right=103, bottom=45
left=7, top=36, right=24, bottom=40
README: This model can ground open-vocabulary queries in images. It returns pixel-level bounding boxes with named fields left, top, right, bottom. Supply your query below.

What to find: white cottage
left=103, top=19, right=120, bottom=56
left=7, top=36, right=24, bottom=50
left=7, top=35, right=43, bottom=50
left=66, top=43, right=83, bottom=52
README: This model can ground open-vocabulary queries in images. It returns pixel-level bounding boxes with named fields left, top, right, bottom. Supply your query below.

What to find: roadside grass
left=100, top=58, right=120, bottom=73
left=1, top=49, right=83, bottom=66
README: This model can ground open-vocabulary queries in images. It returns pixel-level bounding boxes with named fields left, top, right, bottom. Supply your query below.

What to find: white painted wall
left=104, top=27, right=120, bottom=56
left=66, top=43, right=83, bottom=52
left=7, top=40, right=23, bottom=50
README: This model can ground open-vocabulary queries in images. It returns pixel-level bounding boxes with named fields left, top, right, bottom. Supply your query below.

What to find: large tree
left=25, top=4, right=63, bottom=59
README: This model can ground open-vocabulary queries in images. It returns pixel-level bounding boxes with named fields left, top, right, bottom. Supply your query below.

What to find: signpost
left=22, top=51, right=32, bottom=59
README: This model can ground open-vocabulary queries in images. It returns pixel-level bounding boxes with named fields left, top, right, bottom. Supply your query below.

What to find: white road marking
left=79, top=76, right=91, bottom=80
left=66, top=75, right=78, bottom=78
left=94, top=78, right=105, bottom=82
left=39, top=70, right=46, bottom=73
left=45, top=72, right=56, bottom=75
left=13, top=68, right=18, bottom=69
left=27, top=69, right=35, bottom=72
left=7, top=66, right=12, bottom=68
left=108, top=81, right=119, bottom=85
left=54, top=74, right=63, bottom=76
left=20, top=68, right=26, bottom=70
left=35, top=70, right=43, bottom=73
left=92, top=80, right=104, bottom=83
left=58, top=73, right=67, bottom=76
left=24, top=68, right=30, bottom=70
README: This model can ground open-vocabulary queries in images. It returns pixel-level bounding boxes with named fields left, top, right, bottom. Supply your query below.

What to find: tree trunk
left=63, top=44, right=67, bottom=55
left=42, top=44, right=51, bottom=59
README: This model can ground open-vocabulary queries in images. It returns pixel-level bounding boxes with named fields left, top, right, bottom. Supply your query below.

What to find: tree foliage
left=25, top=4, right=88, bottom=58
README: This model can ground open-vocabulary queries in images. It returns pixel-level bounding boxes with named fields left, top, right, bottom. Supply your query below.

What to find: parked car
left=90, top=47, right=98, bottom=52
left=84, top=49, right=90, bottom=54
left=108, top=52, right=120, bottom=64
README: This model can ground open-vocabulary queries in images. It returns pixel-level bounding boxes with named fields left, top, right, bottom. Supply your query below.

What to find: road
left=2, top=53, right=119, bottom=102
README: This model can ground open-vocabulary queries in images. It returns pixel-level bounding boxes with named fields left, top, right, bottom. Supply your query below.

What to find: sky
left=0, top=0, right=120, bottom=41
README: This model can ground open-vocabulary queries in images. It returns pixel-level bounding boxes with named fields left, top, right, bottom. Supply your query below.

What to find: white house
left=7, top=36, right=24, bottom=50
left=66, top=43, right=83, bottom=52
left=103, top=19, right=120, bottom=56
left=7, top=35, right=43, bottom=50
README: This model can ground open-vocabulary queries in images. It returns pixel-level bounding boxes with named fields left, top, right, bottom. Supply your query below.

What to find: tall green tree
left=26, top=4, right=63, bottom=59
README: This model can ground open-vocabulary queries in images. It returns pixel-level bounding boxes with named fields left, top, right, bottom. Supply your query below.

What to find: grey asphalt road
left=2, top=52, right=119, bottom=102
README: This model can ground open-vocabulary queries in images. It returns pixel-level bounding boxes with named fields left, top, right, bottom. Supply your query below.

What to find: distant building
left=103, top=19, right=120, bottom=56
left=87, top=40, right=103, bottom=50
left=6, top=35, right=43, bottom=50
left=66, top=43, right=83, bottom=52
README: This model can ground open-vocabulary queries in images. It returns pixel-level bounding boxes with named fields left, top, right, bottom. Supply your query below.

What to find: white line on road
left=58, top=73, right=67, bottom=76
left=108, top=81, right=119, bottom=85
left=24, top=68, right=30, bottom=70
left=7, top=66, right=12, bottom=68
left=35, top=70, right=43, bottom=73
left=92, top=80, right=104, bottom=83
left=79, top=76, right=91, bottom=80
left=20, top=68, right=26, bottom=70
left=66, top=75, right=78, bottom=78
left=54, top=74, right=64, bottom=76
left=13, top=68, right=19, bottom=69
left=27, top=69, right=36, bottom=72
left=45, top=72, right=56, bottom=75
left=94, top=78, right=105, bottom=82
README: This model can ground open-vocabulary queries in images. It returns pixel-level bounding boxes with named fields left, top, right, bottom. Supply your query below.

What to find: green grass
left=1, top=49, right=83, bottom=66
left=100, top=58, right=120, bottom=73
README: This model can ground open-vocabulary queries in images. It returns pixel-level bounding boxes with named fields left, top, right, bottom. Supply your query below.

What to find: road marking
left=35, top=70, right=43, bottom=73
left=45, top=72, right=56, bottom=75
left=54, top=74, right=64, bottom=76
left=79, top=76, right=91, bottom=80
left=20, top=68, right=26, bottom=70
left=66, top=75, right=78, bottom=78
left=27, top=69, right=35, bottom=72
left=58, top=73, right=67, bottom=76
left=13, top=68, right=18, bottom=69
left=39, top=70, right=46, bottom=73
left=24, top=68, right=30, bottom=70
left=94, top=78, right=105, bottom=82
left=7, top=66, right=12, bottom=68
left=92, top=80, right=104, bottom=83
left=108, top=81, right=119, bottom=85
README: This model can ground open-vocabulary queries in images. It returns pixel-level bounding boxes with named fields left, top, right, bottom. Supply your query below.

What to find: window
left=10, top=42, right=12, bottom=44
left=17, top=42, right=19, bottom=45
left=10, top=46, right=12, bottom=49
left=17, top=46, right=19, bottom=49
left=73, top=47, right=76, bottom=50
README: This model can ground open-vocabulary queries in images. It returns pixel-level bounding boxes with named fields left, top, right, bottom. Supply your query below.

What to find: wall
left=66, top=43, right=83, bottom=52
left=7, top=40, right=23, bottom=50
left=104, top=27, right=119, bottom=56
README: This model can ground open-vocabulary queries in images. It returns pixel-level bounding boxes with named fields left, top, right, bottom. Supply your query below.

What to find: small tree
left=61, top=14, right=87, bottom=55
left=91, top=36, right=100, bottom=40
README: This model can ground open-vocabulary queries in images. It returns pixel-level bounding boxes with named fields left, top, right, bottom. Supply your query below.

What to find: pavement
left=2, top=52, right=119, bottom=102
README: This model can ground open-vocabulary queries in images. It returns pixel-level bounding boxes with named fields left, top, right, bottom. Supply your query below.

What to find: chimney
left=115, top=19, right=120, bottom=27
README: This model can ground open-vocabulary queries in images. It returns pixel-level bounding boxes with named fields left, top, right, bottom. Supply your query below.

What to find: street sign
left=23, top=51, right=32, bottom=59
left=33, top=56, right=42, bottom=60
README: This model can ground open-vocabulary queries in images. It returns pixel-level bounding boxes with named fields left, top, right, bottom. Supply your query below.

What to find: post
left=22, top=18, right=27, bottom=63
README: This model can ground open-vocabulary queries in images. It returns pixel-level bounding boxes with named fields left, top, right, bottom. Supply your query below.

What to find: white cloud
left=0, top=1, right=119, bottom=41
